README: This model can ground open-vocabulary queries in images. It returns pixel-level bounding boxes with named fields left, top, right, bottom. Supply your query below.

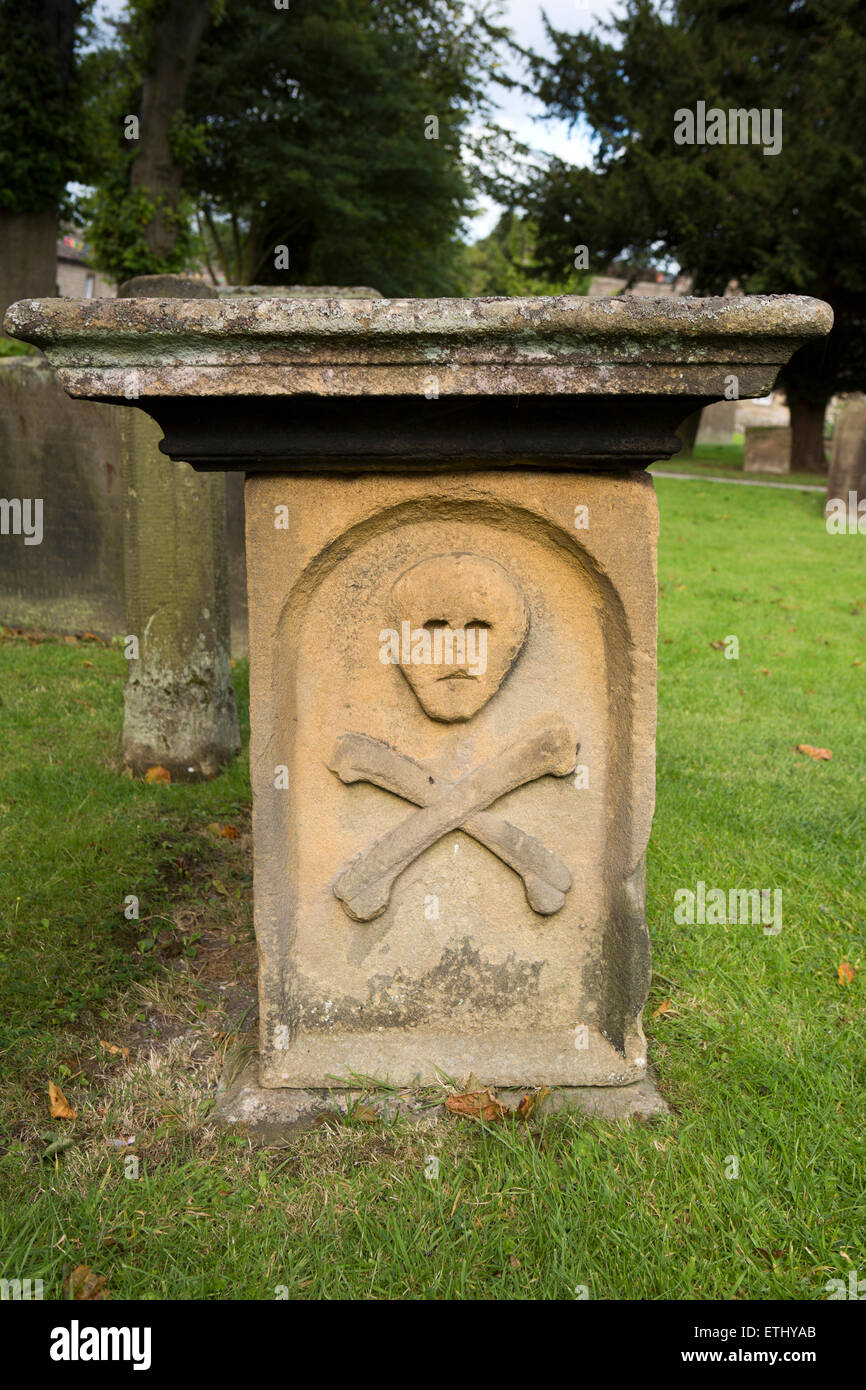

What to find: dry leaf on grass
left=651, top=998, right=673, bottom=1018
left=515, top=1086, right=550, bottom=1120
left=63, top=1266, right=109, bottom=1301
left=838, top=961, right=857, bottom=986
left=144, top=765, right=171, bottom=783
left=446, top=1087, right=510, bottom=1122
left=220, top=824, right=239, bottom=839
left=446, top=1077, right=549, bottom=1123
left=99, top=1040, right=130, bottom=1062
left=796, top=744, right=832, bottom=761
left=48, top=1081, right=76, bottom=1119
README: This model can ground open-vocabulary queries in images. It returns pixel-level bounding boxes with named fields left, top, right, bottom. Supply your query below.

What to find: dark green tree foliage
left=0, top=0, right=93, bottom=214
left=525, top=0, right=866, bottom=469
left=185, top=0, right=508, bottom=294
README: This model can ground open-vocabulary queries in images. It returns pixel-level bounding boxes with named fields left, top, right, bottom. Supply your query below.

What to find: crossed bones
left=329, top=716, right=579, bottom=921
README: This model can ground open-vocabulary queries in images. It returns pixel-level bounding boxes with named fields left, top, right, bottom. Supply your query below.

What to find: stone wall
left=0, top=357, right=248, bottom=651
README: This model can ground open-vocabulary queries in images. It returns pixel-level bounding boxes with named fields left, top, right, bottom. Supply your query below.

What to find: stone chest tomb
left=5, top=292, right=831, bottom=1118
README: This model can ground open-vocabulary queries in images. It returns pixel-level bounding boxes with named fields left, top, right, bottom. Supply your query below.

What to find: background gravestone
left=0, top=357, right=123, bottom=634
left=696, top=400, right=737, bottom=445
left=744, top=425, right=792, bottom=474
left=826, top=396, right=866, bottom=508
left=116, top=274, right=239, bottom=780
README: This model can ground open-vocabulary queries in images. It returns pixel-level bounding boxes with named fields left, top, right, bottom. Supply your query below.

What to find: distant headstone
left=696, top=400, right=737, bottom=445
left=217, top=285, right=383, bottom=299
left=118, top=274, right=217, bottom=299
left=736, top=391, right=789, bottom=431
left=744, top=425, right=791, bottom=474
left=826, top=397, right=866, bottom=510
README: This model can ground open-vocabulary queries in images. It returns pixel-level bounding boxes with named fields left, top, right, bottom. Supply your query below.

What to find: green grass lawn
left=1, top=477, right=864, bottom=1300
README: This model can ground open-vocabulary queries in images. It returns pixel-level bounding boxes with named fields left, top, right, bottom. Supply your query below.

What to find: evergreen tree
left=525, top=0, right=866, bottom=470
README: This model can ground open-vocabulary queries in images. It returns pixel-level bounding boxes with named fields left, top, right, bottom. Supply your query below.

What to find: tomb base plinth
left=213, top=1053, right=669, bottom=1143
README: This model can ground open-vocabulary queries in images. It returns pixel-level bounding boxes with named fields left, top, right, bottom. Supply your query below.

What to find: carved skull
left=389, top=552, right=529, bottom=721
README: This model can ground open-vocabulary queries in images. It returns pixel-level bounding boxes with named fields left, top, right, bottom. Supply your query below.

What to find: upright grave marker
left=5, top=293, right=831, bottom=1122
left=827, top=396, right=866, bottom=515
left=115, top=275, right=239, bottom=781
left=744, top=424, right=792, bottom=474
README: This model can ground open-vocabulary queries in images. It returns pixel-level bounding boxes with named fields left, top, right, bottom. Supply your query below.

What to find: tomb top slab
left=4, top=293, right=832, bottom=470
left=5, top=293, right=831, bottom=396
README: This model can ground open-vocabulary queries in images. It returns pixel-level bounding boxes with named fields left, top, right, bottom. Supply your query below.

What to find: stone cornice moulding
left=4, top=293, right=832, bottom=470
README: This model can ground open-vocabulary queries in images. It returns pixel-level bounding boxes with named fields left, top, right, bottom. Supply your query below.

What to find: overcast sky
left=469, top=0, right=620, bottom=234
left=491, top=2, right=617, bottom=160
left=92, top=0, right=621, bottom=239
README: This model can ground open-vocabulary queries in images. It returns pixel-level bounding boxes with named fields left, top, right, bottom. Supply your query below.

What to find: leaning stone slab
left=4, top=293, right=831, bottom=1125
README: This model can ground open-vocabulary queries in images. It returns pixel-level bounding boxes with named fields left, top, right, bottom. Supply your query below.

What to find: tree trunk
left=1, top=0, right=77, bottom=325
left=0, top=209, right=58, bottom=324
left=789, top=396, right=829, bottom=474
left=130, top=0, right=213, bottom=261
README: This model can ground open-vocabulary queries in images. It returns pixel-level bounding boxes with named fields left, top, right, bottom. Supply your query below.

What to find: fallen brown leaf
left=651, top=998, right=673, bottom=1018
left=144, top=765, right=171, bottom=783
left=48, top=1081, right=76, bottom=1119
left=838, top=961, right=857, bottom=986
left=63, top=1265, right=109, bottom=1301
left=220, top=824, right=239, bottom=839
left=515, top=1086, right=550, bottom=1120
left=796, top=744, right=832, bottom=761
left=446, top=1086, right=510, bottom=1122
left=99, top=1040, right=130, bottom=1063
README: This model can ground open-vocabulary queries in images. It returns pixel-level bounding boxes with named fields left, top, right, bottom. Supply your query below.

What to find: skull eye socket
left=466, top=619, right=491, bottom=631
left=423, top=619, right=450, bottom=631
